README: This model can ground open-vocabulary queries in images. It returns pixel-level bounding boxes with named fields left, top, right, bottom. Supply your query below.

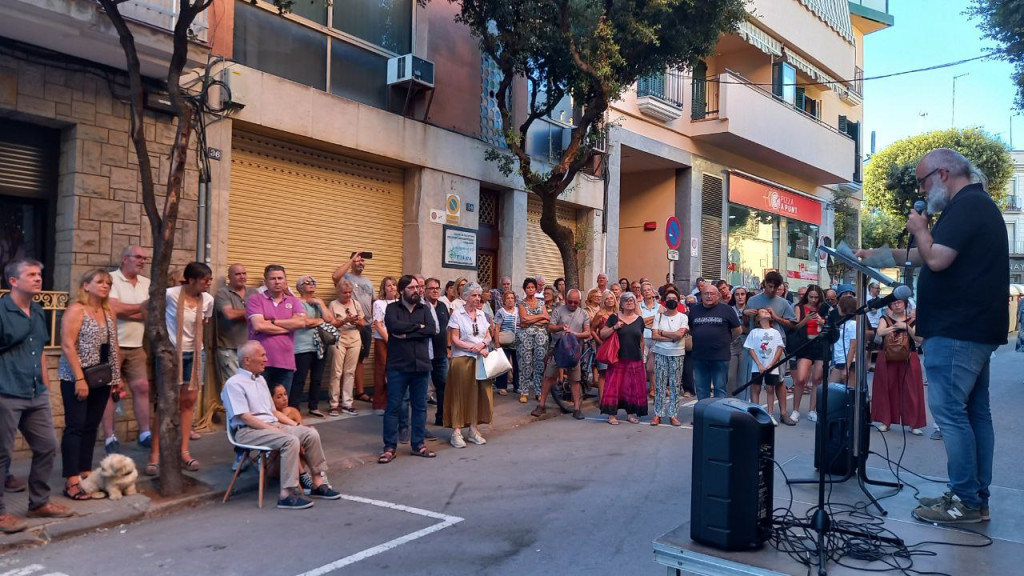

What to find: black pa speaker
left=813, top=383, right=869, bottom=476
left=690, top=398, right=774, bottom=551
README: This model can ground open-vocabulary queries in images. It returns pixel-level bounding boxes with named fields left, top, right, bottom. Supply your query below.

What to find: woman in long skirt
left=445, top=282, right=494, bottom=448
left=598, top=292, right=648, bottom=424
left=871, top=299, right=926, bottom=434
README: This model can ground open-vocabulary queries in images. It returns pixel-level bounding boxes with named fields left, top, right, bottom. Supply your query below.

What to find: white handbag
left=476, top=348, right=512, bottom=380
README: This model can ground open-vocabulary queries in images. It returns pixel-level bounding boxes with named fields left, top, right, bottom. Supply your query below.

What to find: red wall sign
left=729, top=175, right=822, bottom=226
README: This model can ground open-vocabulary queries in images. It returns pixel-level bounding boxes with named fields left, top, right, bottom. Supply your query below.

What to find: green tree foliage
left=454, top=0, right=746, bottom=287
left=861, top=209, right=903, bottom=251
left=826, top=187, right=859, bottom=280
left=968, top=0, right=1024, bottom=110
left=863, top=128, right=1013, bottom=224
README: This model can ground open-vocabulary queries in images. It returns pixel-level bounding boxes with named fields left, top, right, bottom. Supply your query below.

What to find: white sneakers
left=770, top=414, right=779, bottom=427
left=450, top=430, right=466, bottom=448
left=466, top=429, right=487, bottom=445
left=790, top=411, right=801, bottom=423
left=807, top=411, right=818, bottom=423
left=451, top=429, right=487, bottom=447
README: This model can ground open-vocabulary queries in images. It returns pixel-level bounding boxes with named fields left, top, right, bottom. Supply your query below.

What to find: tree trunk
left=536, top=189, right=580, bottom=290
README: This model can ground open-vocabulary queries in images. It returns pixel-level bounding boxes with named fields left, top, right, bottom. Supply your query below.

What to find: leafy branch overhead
left=968, top=0, right=1024, bottom=110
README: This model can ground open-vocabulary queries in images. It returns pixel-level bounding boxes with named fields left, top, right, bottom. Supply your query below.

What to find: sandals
left=627, top=415, right=640, bottom=424
left=378, top=449, right=396, bottom=464
left=412, top=446, right=436, bottom=458
left=607, top=416, right=620, bottom=425
left=181, top=453, right=200, bottom=472
left=64, top=482, right=91, bottom=501
left=145, top=462, right=159, bottom=476
left=669, top=417, right=682, bottom=427
left=356, top=393, right=372, bottom=403
left=650, top=416, right=662, bottom=427
left=189, top=430, right=201, bottom=441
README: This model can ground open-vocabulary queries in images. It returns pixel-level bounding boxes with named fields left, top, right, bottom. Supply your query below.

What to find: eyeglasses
left=427, top=286, right=440, bottom=290
left=128, top=255, right=149, bottom=262
left=301, top=280, right=317, bottom=286
left=472, top=322, right=479, bottom=337
left=916, top=168, right=940, bottom=191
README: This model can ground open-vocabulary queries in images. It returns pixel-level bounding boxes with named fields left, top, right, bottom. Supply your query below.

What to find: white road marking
left=293, top=494, right=463, bottom=576
left=0, top=566, right=45, bottom=576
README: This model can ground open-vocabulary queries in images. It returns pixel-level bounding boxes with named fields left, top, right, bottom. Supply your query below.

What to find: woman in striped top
left=493, top=291, right=520, bottom=396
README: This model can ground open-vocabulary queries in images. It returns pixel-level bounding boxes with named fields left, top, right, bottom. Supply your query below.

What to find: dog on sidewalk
left=80, top=454, right=139, bottom=500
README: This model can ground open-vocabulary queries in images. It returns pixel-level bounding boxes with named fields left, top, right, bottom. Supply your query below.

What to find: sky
left=862, top=0, right=1022, bottom=153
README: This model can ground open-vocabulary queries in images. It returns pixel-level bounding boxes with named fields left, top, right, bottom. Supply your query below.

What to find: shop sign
left=786, top=262, right=819, bottom=282
left=729, top=174, right=822, bottom=226
left=442, top=225, right=477, bottom=269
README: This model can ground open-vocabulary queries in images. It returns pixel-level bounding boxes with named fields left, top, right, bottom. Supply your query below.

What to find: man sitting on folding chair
left=222, top=341, right=340, bottom=510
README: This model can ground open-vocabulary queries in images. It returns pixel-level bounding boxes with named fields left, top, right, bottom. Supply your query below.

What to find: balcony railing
left=636, top=69, right=685, bottom=122
left=849, top=0, right=889, bottom=13
left=118, top=0, right=209, bottom=42
left=0, top=291, right=69, bottom=349
left=849, top=66, right=863, bottom=96
left=1013, top=241, right=1024, bottom=255
left=691, top=76, right=720, bottom=121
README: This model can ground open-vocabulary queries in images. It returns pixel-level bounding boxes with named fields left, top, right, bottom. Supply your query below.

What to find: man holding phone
left=333, top=251, right=375, bottom=403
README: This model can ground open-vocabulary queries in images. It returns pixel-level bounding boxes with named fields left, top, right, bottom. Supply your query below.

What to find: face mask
left=665, top=300, right=679, bottom=310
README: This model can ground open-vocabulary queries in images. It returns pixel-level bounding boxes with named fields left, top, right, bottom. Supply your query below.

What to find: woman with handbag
left=492, top=291, right=519, bottom=396
left=291, top=275, right=336, bottom=417
left=590, top=290, right=617, bottom=400
left=328, top=279, right=365, bottom=416
left=597, top=292, right=648, bottom=425
left=445, top=282, right=494, bottom=448
left=516, top=278, right=549, bottom=404
left=59, top=269, right=121, bottom=500
left=870, top=299, right=926, bottom=434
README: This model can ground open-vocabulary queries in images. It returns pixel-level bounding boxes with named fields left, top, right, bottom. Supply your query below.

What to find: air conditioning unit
left=387, top=55, right=435, bottom=88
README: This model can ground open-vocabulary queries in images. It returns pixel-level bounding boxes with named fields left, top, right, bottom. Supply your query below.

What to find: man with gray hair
left=535, top=275, right=547, bottom=301
left=222, top=341, right=339, bottom=509
left=859, top=148, right=1008, bottom=525
left=532, top=289, right=591, bottom=420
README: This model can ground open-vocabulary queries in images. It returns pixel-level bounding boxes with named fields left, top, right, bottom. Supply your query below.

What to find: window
left=332, top=0, right=413, bottom=55
left=234, top=2, right=327, bottom=90
left=772, top=62, right=796, bottom=105
left=330, top=41, right=388, bottom=107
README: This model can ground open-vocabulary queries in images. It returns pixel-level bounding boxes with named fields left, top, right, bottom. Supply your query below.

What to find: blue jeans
left=922, top=337, right=998, bottom=509
left=691, top=358, right=729, bottom=400
left=431, top=356, right=448, bottom=426
left=263, top=366, right=295, bottom=395
left=383, top=370, right=429, bottom=451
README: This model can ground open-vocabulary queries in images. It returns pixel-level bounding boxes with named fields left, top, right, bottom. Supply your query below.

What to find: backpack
left=882, top=317, right=910, bottom=362
left=554, top=332, right=583, bottom=368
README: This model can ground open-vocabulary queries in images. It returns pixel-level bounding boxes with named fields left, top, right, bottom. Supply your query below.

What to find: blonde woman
left=328, top=278, right=366, bottom=417
left=59, top=269, right=121, bottom=500
left=371, top=276, right=398, bottom=413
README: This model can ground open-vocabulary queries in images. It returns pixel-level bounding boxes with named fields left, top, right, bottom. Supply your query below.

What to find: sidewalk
left=0, top=389, right=544, bottom=553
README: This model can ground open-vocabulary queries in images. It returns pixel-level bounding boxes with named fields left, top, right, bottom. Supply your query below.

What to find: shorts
left=119, top=347, right=148, bottom=383
left=358, top=326, right=372, bottom=361
left=180, top=350, right=207, bottom=387
left=543, top=356, right=581, bottom=382
left=794, top=337, right=829, bottom=361
left=752, top=372, right=780, bottom=387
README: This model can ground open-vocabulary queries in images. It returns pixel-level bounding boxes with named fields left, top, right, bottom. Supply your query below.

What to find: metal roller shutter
left=229, top=132, right=405, bottom=296
left=701, top=174, right=724, bottom=280
left=526, top=197, right=578, bottom=284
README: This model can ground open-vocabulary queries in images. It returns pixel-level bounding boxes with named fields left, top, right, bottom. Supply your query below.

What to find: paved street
left=2, top=342, right=1022, bottom=576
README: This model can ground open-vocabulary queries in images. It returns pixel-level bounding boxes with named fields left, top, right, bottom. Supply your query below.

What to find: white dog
left=80, top=454, right=139, bottom=500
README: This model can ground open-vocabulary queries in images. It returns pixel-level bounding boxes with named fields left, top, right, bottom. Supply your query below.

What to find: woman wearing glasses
left=291, top=275, right=335, bottom=416
left=371, top=276, right=399, bottom=414
left=445, top=282, right=494, bottom=448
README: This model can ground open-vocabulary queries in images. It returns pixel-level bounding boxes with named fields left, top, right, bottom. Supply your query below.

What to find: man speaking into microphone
left=857, top=148, right=1008, bottom=525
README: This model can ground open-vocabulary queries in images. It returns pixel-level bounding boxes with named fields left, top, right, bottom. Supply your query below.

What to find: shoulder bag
left=83, top=313, right=114, bottom=389
left=596, top=320, right=620, bottom=365
left=476, top=348, right=512, bottom=380
left=497, top=308, right=518, bottom=347
left=881, top=317, right=910, bottom=362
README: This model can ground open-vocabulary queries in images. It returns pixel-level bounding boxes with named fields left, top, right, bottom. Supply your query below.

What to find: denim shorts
left=180, top=350, right=207, bottom=387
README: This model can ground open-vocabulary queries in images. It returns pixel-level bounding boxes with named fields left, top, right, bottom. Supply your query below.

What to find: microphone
left=904, top=200, right=928, bottom=267
left=867, top=284, right=913, bottom=310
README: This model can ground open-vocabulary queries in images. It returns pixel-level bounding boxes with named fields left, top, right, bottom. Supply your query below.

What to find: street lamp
left=952, top=72, right=969, bottom=128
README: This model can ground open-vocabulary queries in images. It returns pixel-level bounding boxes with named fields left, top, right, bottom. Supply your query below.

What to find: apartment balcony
left=688, top=69, right=855, bottom=185
left=850, top=0, right=894, bottom=34
left=1012, top=241, right=1024, bottom=256
left=635, top=70, right=685, bottom=123
left=0, top=0, right=209, bottom=80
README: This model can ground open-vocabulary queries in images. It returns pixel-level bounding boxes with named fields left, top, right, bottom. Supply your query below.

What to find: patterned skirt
left=600, top=359, right=649, bottom=416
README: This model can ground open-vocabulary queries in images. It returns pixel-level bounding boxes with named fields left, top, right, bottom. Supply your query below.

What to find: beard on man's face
left=404, top=291, right=421, bottom=305
left=927, top=181, right=950, bottom=214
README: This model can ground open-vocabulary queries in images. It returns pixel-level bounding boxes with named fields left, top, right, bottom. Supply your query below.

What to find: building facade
left=609, top=0, right=892, bottom=293
left=1003, top=151, right=1024, bottom=284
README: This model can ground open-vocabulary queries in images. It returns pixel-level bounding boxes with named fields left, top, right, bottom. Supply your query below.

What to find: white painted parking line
left=293, top=494, right=464, bottom=576
left=0, top=566, right=64, bottom=576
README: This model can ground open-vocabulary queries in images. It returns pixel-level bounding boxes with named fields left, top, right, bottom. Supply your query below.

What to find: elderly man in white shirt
left=222, top=341, right=340, bottom=510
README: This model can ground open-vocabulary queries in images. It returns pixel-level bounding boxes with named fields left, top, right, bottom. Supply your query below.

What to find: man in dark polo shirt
left=0, top=259, right=72, bottom=532
left=859, top=148, right=1008, bottom=525
left=688, top=283, right=742, bottom=400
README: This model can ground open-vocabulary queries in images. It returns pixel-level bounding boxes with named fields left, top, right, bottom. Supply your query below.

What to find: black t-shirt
left=612, top=316, right=644, bottom=362
left=688, top=302, right=740, bottom=361
left=917, top=184, right=1009, bottom=344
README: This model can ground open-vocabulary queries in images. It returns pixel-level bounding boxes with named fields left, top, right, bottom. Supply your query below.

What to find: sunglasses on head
left=472, top=322, right=479, bottom=336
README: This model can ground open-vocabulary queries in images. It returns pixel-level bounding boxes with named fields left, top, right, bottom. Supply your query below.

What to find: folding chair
left=222, top=426, right=275, bottom=508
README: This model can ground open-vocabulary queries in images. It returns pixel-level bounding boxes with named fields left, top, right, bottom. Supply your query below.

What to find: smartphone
left=359, top=252, right=373, bottom=259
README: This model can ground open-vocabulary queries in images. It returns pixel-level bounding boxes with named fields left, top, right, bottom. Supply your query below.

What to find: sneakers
left=931, top=428, right=943, bottom=440
left=309, top=484, right=341, bottom=500
left=104, top=437, right=120, bottom=455
left=876, top=424, right=889, bottom=432
left=340, top=406, right=359, bottom=416
left=918, top=491, right=991, bottom=521
left=789, top=411, right=800, bottom=423
left=572, top=409, right=584, bottom=420
left=912, top=493, right=984, bottom=524
left=137, top=433, right=152, bottom=449
left=4, top=475, right=26, bottom=493
left=328, top=408, right=340, bottom=417
left=910, top=428, right=924, bottom=436
left=299, top=472, right=314, bottom=492
left=466, top=430, right=487, bottom=445
left=26, top=502, right=74, bottom=518
left=0, top=514, right=25, bottom=534
left=807, top=411, right=818, bottom=423
left=277, top=492, right=314, bottom=510
left=450, top=430, right=466, bottom=449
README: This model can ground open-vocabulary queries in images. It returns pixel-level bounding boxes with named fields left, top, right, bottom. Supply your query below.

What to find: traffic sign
left=667, top=249, right=680, bottom=261
left=665, top=216, right=681, bottom=249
